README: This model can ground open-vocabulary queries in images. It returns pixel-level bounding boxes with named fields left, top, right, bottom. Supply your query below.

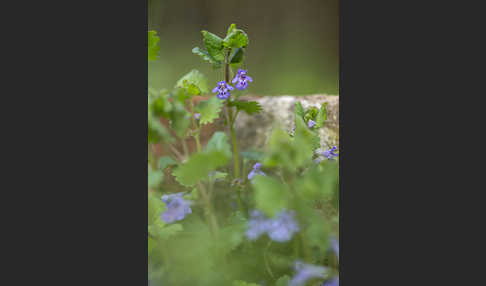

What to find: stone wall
left=234, top=94, right=339, bottom=151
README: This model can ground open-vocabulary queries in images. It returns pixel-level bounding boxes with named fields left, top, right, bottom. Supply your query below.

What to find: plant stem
left=195, top=134, right=201, bottom=153
left=225, top=50, right=240, bottom=179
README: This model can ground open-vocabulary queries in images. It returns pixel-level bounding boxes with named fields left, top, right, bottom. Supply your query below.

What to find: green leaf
left=294, top=101, right=305, bottom=120
left=172, top=151, right=230, bottom=187
left=148, top=168, right=164, bottom=189
left=159, top=223, right=183, bottom=239
left=192, top=47, right=222, bottom=69
left=230, top=47, right=244, bottom=67
left=292, top=116, right=318, bottom=166
left=275, top=275, right=291, bottom=286
left=315, top=102, right=328, bottom=128
left=227, top=23, right=236, bottom=36
left=223, top=27, right=249, bottom=49
left=158, top=156, right=176, bottom=170
left=253, top=175, right=291, bottom=217
left=228, top=100, right=262, bottom=115
left=204, top=131, right=232, bottom=158
left=241, top=150, right=265, bottom=161
left=148, top=236, right=156, bottom=255
left=201, top=30, right=225, bottom=62
left=148, top=30, right=160, bottom=62
left=148, top=112, right=173, bottom=144
left=149, top=88, right=171, bottom=117
left=175, top=69, right=209, bottom=95
left=169, top=101, right=191, bottom=137
left=195, top=96, right=223, bottom=125
left=208, top=171, right=227, bottom=182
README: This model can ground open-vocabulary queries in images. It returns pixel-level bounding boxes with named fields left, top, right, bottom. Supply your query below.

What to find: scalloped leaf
left=192, top=47, right=222, bottom=69
left=228, top=100, right=262, bottom=115
left=175, top=69, right=209, bottom=95
left=201, top=30, right=224, bottom=62
left=316, top=102, right=328, bottom=128
left=172, top=151, right=229, bottom=187
left=195, top=96, right=223, bottom=125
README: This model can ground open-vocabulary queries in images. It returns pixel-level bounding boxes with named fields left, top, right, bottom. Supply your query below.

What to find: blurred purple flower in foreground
left=160, top=192, right=192, bottom=223
left=245, top=210, right=299, bottom=242
left=245, top=210, right=270, bottom=240
left=322, top=276, right=339, bottom=286
left=289, top=261, right=328, bottom=286
left=194, top=113, right=201, bottom=120
left=248, top=162, right=266, bottom=180
left=232, top=69, right=253, bottom=90
left=307, top=119, right=316, bottom=128
left=267, top=211, right=300, bottom=242
left=212, top=81, right=234, bottom=99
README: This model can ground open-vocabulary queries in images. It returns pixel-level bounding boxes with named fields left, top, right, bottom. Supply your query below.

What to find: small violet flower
left=315, top=146, right=339, bottom=163
left=308, top=119, right=316, bottom=128
left=245, top=210, right=299, bottom=242
left=248, top=162, right=267, bottom=180
left=232, top=69, right=253, bottom=90
left=160, top=192, right=192, bottom=224
left=194, top=113, right=201, bottom=120
left=212, top=81, right=234, bottom=99
left=289, top=261, right=328, bottom=286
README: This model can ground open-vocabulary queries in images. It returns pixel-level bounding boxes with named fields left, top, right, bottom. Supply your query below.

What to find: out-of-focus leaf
left=195, top=96, right=223, bottom=125
left=204, top=131, right=232, bottom=158
left=175, top=69, right=209, bottom=95
left=315, top=102, right=328, bottom=128
left=158, top=156, right=176, bottom=170
left=172, top=151, right=229, bottom=187
left=275, top=275, right=291, bottom=286
left=148, top=30, right=160, bottom=61
left=253, top=175, right=290, bottom=217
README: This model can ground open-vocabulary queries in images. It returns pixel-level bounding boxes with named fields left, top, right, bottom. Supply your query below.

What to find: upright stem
left=225, top=50, right=240, bottom=179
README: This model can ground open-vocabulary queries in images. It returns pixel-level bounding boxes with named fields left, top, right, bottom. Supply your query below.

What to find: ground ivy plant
left=148, top=24, right=339, bottom=286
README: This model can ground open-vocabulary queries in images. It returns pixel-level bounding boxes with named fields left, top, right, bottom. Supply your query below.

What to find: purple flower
left=194, top=113, right=201, bottom=120
left=160, top=192, right=192, bottom=223
left=212, top=81, right=234, bottom=99
left=245, top=210, right=299, bottom=242
left=315, top=146, right=339, bottom=163
left=245, top=210, right=271, bottom=240
left=289, top=261, right=328, bottom=286
left=267, top=211, right=300, bottom=242
left=248, top=162, right=266, bottom=180
left=308, top=119, right=316, bottom=128
left=322, top=276, right=339, bottom=286
left=232, top=69, right=253, bottom=90
left=330, top=236, right=339, bottom=260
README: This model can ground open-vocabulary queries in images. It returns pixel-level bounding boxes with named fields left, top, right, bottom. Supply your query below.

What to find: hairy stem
left=225, top=50, right=240, bottom=179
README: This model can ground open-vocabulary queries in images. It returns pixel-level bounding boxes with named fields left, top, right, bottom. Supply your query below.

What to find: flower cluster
left=160, top=192, right=192, bottom=224
left=232, top=69, right=253, bottom=90
left=247, top=162, right=266, bottom=180
left=289, top=261, right=328, bottom=286
left=315, top=146, right=339, bottom=163
left=211, top=70, right=253, bottom=100
left=245, top=210, right=299, bottom=242
left=212, top=81, right=234, bottom=99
